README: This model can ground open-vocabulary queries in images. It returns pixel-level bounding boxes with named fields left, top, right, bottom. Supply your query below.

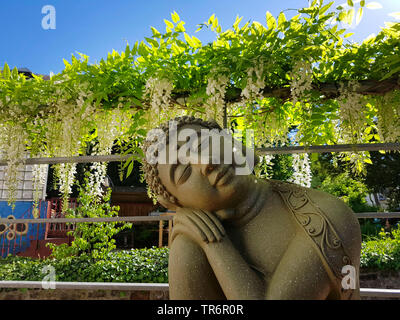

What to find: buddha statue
left=142, top=116, right=361, bottom=300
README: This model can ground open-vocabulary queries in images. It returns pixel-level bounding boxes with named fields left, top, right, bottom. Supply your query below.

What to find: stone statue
left=142, top=116, right=361, bottom=300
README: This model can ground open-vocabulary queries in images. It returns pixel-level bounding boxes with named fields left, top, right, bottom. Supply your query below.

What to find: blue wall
left=0, top=201, right=48, bottom=257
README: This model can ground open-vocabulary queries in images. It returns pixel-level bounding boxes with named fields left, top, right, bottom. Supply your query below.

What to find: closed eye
left=177, top=164, right=192, bottom=185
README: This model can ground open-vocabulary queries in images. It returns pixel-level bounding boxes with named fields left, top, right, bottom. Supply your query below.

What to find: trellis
left=1, top=0, right=399, bottom=216
left=0, top=142, right=397, bottom=166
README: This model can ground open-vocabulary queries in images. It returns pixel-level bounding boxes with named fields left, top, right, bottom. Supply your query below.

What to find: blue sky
left=1, top=0, right=399, bottom=75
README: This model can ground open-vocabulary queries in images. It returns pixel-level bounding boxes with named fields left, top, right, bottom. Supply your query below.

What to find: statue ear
left=157, top=195, right=180, bottom=211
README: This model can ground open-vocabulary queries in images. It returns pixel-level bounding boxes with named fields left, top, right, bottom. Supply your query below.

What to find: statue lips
left=213, top=165, right=233, bottom=187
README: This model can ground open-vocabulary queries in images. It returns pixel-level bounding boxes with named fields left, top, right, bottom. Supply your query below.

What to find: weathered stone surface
left=142, top=116, right=362, bottom=300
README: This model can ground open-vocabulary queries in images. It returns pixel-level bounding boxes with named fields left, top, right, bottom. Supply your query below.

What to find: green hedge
left=1, top=232, right=400, bottom=283
left=360, top=227, right=400, bottom=271
left=0, top=247, right=169, bottom=283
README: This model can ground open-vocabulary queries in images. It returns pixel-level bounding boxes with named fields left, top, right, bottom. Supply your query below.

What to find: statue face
left=156, top=124, right=250, bottom=212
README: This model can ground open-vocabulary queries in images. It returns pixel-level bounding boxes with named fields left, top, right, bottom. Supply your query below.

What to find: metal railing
left=0, top=211, right=399, bottom=299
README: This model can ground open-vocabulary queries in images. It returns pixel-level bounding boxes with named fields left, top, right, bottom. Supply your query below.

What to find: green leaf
left=126, top=161, right=134, bottom=177
left=124, top=44, right=130, bottom=57
left=184, top=33, right=195, bottom=47
left=347, top=0, right=354, bottom=7
left=175, top=21, right=186, bottom=32
left=212, top=16, right=219, bottom=29
left=360, top=0, right=365, bottom=7
left=363, top=158, right=373, bottom=164
left=164, top=19, right=174, bottom=29
left=191, top=35, right=202, bottom=47
left=266, top=11, right=277, bottom=30
left=2, top=63, right=10, bottom=78
left=150, top=27, right=161, bottom=38
left=145, top=37, right=159, bottom=48
left=171, top=11, right=180, bottom=23
left=346, top=8, right=355, bottom=25
left=208, top=14, right=215, bottom=25
left=320, top=2, right=334, bottom=15
left=171, top=43, right=183, bottom=55
left=356, top=7, right=363, bottom=25
left=381, top=65, right=400, bottom=80
left=11, top=67, right=18, bottom=78
left=233, top=15, right=243, bottom=32
left=278, top=12, right=286, bottom=26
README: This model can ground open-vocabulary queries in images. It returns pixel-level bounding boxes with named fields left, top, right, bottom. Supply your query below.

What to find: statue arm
left=169, top=234, right=226, bottom=299
left=201, top=237, right=266, bottom=300
left=171, top=208, right=265, bottom=299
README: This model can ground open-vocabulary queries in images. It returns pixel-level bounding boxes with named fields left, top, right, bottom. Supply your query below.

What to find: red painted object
left=14, top=198, right=77, bottom=259
left=45, top=198, right=77, bottom=239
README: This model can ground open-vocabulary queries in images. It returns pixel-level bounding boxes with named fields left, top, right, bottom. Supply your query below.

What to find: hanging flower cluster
left=241, top=61, right=265, bottom=102
left=0, top=123, right=27, bottom=210
left=55, top=162, right=77, bottom=211
left=205, top=73, right=229, bottom=125
left=0, top=5, right=399, bottom=210
left=262, top=110, right=289, bottom=146
left=347, top=151, right=371, bottom=175
left=32, top=164, right=48, bottom=218
left=376, top=92, right=400, bottom=143
left=255, top=154, right=275, bottom=179
left=145, top=77, right=173, bottom=122
left=290, top=61, right=313, bottom=106
left=337, top=81, right=367, bottom=143
left=288, top=153, right=312, bottom=188
left=86, top=109, right=131, bottom=198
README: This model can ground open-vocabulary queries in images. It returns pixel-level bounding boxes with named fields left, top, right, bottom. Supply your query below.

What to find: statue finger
left=200, top=210, right=226, bottom=238
left=186, top=211, right=216, bottom=243
left=193, top=210, right=225, bottom=242
left=171, top=223, right=207, bottom=244
left=181, top=215, right=210, bottom=243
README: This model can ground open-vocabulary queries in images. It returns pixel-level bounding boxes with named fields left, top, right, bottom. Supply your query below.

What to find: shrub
left=361, top=226, right=400, bottom=271
left=318, top=172, right=378, bottom=213
left=47, top=172, right=132, bottom=259
left=0, top=247, right=169, bottom=283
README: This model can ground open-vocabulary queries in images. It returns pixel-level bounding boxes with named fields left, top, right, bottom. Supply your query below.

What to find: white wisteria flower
left=288, top=153, right=312, bottom=188
left=241, top=61, right=265, bottom=102
left=145, top=77, right=173, bottom=116
left=205, top=74, right=229, bottom=125
left=337, top=81, right=367, bottom=143
left=290, top=60, right=313, bottom=106
left=377, top=92, right=400, bottom=143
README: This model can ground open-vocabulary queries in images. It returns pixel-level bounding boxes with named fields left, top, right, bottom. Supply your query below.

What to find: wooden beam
left=0, top=143, right=398, bottom=166
left=0, top=215, right=174, bottom=224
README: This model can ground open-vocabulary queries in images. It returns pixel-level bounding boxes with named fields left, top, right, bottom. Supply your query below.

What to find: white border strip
left=360, top=288, right=400, bottom=298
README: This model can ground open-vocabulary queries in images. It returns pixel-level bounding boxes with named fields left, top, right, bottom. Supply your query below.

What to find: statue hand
left=171, top=208, right=226, bottom=247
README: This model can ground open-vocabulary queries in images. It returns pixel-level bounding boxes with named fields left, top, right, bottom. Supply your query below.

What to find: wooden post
left=158, top=220, right=163, bottom=248
left=223, top=104, right=227, bottom=129
left=168, top=219, right=173, bottom=247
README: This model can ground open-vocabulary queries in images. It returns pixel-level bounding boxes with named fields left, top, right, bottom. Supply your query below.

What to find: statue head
left=142, top=116, right=257, bottom=214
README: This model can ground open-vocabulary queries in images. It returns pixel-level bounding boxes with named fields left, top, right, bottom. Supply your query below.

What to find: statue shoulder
left=269, top=179, right=359, bottom=233
left=269, top=179, right=354, bottom=216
